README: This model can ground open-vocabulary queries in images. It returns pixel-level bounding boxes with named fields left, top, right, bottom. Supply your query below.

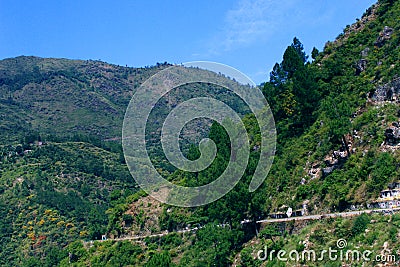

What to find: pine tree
left=291, top=37, right=308, bottom=63
left=282, top=45, right=304, bottom=79
left=269, top=62, right=286, bottom=86
left=311, top=47, right=320, bottom=60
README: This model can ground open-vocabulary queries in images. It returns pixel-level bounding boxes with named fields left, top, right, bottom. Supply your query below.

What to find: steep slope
left=0, top=56, right=169, bottom=142
left=68, top=1, right=400, bottom=266
left=0, top=57, right=169, bottom=266
left=262, top=0, right=400, bottom=214
left=0, top=56, right=253, bottom=266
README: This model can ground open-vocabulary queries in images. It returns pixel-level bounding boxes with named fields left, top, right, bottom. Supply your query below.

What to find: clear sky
left=0, top=0, right=377, bottom=84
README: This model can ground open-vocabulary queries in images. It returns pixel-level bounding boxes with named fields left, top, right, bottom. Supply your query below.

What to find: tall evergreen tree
left=311, top=47, right=320, bottom=60
left=265, top=37, right=320, bottom=138
left=269, top=62, right=286, bottom=86
left=282, top=45, right=304, bottom=79
left=291, top=37, right=308, bottom=63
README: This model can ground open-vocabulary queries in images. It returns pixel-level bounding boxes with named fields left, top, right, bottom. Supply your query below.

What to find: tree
left=260, top=225, right=282, bottom=244
left=194, top=224, right=241, bottom=266
left=311, top=47, right=320, bottom=60
left=270, top=62, right=286, bottom=86
left=351, top=214, right=369, bottom=237
left=44, top=247, right=68, bottom=267
left=291, top=37, right=308, bottom=63
left=321, top=95, right=353, bottom=155
left=248, top=189, right=267, bottom=235
left=291, top=64, right=320, bottom=127
left=269, top=37, right=308, bottom=84
left=240, top=248, right=257, bottom=267
left=146, top=251, right=173, bottom=267
left=282, top=46, right=304, bottom=79
left=265, top=37, right=320, bottom=138
left=208, top=121, right=230, bottom=159
left=15, top=145, right=23, bottom=155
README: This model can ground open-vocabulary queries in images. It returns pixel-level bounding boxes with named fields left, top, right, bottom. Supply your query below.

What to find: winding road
left=256, top=207, right=400, bottom=224
left=84, top=207, right=400, bottom=244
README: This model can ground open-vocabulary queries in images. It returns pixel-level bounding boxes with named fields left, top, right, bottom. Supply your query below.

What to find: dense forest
left=1, top=0, right=400, bottom=266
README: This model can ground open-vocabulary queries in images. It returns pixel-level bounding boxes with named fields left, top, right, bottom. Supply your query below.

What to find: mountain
left=0, top=56, right=171, bottom=143
left=1, top=0, right=400, bottom=266
left=0, top=57, right=170, bottom=266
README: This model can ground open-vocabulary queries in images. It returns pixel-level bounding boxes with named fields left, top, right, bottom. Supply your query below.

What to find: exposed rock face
left=374, top=26, right=394, bottom=47
left=308, top=163, right=321, bottom=180
left=384, top=122, right=400, bottom=145
left=355, top=59, right=368, bottom=75
left=370, top=77, right=400, bottom=102
left=322, top=149, right=348, bottom=177
left=322, top=166, right=335, bottom=177
left=361, top=47, right=370, bottom=58
left=388, top=181, right=400, bottom=190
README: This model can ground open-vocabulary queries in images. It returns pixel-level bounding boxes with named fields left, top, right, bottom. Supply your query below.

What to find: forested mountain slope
left=0, top=56, right=169, bottom=143
left=1, top=0, right=400, bottom=266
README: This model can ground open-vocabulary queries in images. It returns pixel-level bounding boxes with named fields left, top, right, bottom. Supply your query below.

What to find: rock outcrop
left=308, top=163, right=321, bottom=180
left=322, top=149, right=348, bottom=177
left=384, top=122, right=400, bottom=145
left=355, top=59, right=368, bottom=75
left=374, top=26, right=394, bottom=47
left=370, top=77, right=400, bottom=102
left=361, top=47, right=370, bottom=58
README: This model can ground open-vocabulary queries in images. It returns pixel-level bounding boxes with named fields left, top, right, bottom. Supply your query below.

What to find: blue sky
left=0, top=0, right=376, bottom=84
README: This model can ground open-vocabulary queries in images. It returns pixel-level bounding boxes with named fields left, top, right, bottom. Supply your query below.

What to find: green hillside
left=1, top=0, right=400, bottom=266
left=0, top=56, right=169, bottom=143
